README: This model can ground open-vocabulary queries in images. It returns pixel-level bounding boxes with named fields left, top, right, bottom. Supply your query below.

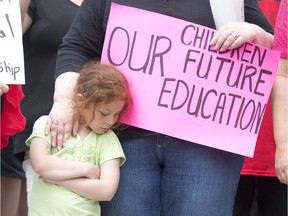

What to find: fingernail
left=57, top=146, right=62, bottom=151
left=209, top=44, right=216, bottom=50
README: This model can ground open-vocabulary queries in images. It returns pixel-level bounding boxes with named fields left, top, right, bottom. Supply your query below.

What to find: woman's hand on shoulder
left=45, top=100, right=79, bottom=151
left=45, top=72, right=80, bottom=150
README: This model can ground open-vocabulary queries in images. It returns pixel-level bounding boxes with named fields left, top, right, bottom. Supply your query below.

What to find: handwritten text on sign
left=0, top=0, right=25, bottom=84
left=101, top=3, right=280, bottom=157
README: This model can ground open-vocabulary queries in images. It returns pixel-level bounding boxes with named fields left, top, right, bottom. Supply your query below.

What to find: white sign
left=0, top=0, right=25, bottom=84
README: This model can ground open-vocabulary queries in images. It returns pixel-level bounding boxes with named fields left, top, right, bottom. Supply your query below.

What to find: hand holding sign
left=211, top=22, right=273, bottom=52
left=0, top=79, right=9, bottom=95
left=210, top=22, right=256, bottom=51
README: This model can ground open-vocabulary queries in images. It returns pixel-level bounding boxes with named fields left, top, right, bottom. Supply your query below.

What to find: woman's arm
left=19, top=0, right=32, bottom=33
left=45, top=72, right=79, bottom=149
left=42, top=159, right=121, bottom=201
left=19, top=0, right=30, bottom=21
left=29, top=137, right=100, bottom=180
left=46, top=0, right=105, bottom=149
left=271, top=58, right=288, bottom=184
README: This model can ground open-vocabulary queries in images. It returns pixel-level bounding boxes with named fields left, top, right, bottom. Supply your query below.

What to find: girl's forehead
left=95, top=99, right=125, bottom=110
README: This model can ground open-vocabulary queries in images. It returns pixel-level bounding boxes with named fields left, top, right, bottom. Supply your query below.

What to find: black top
left=12, top=0, right=79, bottom=159
left=55, top=0, right=274, bottom=141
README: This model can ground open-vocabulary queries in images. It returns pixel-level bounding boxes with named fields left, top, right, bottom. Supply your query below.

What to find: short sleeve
left=98, top=130, right=126, bottom=166
left=27, top=0, right=37, bottom=21
left=244, top=0, right=274, bottom=34
left=273, top=0, right=287, bottom=59
left=25, top=115, right=51, bottom=147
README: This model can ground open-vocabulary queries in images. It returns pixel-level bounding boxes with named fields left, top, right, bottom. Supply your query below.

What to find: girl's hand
left=83, top=163, right=101, bottom=179
left=210, top=22, right=257, bottom=52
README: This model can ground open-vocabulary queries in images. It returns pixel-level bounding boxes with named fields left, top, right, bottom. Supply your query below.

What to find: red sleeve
left=273, top=0, right=288, bottom=59
left=1, top=85, right=26, bottom=148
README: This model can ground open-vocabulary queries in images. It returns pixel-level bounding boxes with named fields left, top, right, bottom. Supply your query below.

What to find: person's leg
left=101, top=135, right=161, bottom=216
left=160, top=136, right=244, bottom=216
left=17, top=179, right=29, bottom=216
left=1, top=176, right=23, bottom=216
left=257, top=176, right=288, bottom=216
left=233, top=175, right=256, bottom=216
left=1, top=143, right=27, bottom=216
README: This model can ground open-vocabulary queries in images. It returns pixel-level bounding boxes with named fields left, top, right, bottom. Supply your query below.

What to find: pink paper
left=101, top=3, right=280, bottom=157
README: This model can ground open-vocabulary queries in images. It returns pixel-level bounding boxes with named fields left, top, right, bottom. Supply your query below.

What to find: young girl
left=25, top=61, right=132, bottom=216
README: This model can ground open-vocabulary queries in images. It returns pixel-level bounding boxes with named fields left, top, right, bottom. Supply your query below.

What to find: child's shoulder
left=33, top=115, right=49, bottom=127
left=96, top=130, right=120, bottom=145
left=101, top=130, right=118, bottom=139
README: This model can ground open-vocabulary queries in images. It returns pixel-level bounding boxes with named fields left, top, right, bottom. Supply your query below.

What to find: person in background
left=1, top=2, right=28, bottom=215
left=46, top=0, right=274, bottom=215
left=0, top=84, right=25, bottom=149
left=26, top=61, right=130, bottom=216
left=3, top=0, right=81, bottom=207
left=271, top=0, right=287, bottom=186
left=233, top=0, right=287, bottom=215
left=1, top=81, right=27, bottom=216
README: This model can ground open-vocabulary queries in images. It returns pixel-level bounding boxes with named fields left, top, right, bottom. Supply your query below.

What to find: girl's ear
left=76, top=93, right=84, bottom=103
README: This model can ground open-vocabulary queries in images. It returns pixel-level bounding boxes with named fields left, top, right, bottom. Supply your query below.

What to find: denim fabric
left=101, top=134, right=244, bottom=216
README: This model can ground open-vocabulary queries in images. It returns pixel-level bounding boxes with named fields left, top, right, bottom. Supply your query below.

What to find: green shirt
left=26, top=116, right=126, bottom=216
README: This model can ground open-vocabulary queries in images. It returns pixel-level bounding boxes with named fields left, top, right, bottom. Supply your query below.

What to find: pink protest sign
left=101, top=3, right=280, bottom=157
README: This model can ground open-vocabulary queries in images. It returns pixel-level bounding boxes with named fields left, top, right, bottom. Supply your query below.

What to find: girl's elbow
left=101, top=194, right=116, bottom=201
left=31, top=160, right=47, bottom=175
left=98, top=187, right=117, bottom=201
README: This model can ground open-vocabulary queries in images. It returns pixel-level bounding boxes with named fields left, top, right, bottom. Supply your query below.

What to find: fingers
left=216, top=32, right=239, bottom=51
left=211, top=28, right=240, bottom=51
left=44, top=115, right=53, bottom=136
left=45, top=101, right=76, bottom=150
left=52, top=115, right=78, bottom=150
left=276, top=168, right=288, bottom=184
left=58, top=120, right=73, bottom=149
left=275, top=149, right=288, bottom=184
left=45, top=114, right=60, bottom=148
left=56, top=121, right=66, bottom=150
left=50, top=120, right=70, bottom=151
left=0, top=82, right=9, bottom=96
left=50, top=121, right=59, bottom=148
left=210, top=22, right=256, bottom=52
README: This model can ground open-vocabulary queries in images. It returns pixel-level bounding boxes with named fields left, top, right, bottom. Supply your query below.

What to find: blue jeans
left=101, top=134, right=244, bottom=216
